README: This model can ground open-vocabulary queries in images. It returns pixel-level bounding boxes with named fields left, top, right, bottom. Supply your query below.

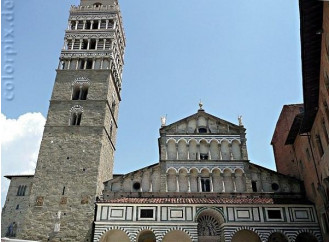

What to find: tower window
left=72, top=86, right=89, bottom=100
left=85, top=21, right=91, bottom=30
left=100, top=20, right=107, bottom=29
left=16, top=204, right=19, bottom=210
left=72, top=82, right=89, bottom=100
left=62, top=187, right=66, bottom=195
left=86, top=59, right=93, bottom=69
left=201, top=178, right=211, bottom=192
left=90, top=39, right=96, bottom=50
left=92, top=21, right=99, bottom=30
left=70, top=105, right=83, bottom=126
left=82, top=40, right=88, bottom=50
left=77, top=21, right=84, bottom=30
left=70, top=21, right=76, bottom=30
left=252, top=181, right=257, bottom=192
left=94, top=2, right=102, bottom=7
left=79, top=60, right=85, bottom=69
left=70, top=112, right=82, bottom=126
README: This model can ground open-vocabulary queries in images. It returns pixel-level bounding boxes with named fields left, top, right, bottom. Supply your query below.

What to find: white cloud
left=1, top=112, right=46, bottom=207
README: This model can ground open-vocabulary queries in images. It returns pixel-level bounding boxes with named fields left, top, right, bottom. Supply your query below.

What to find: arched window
left=72, top=78, right=90, bottom=100
left=70, top=105, right=83, bottom=126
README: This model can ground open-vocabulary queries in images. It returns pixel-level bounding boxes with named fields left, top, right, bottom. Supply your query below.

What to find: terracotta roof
left=98, top=197, right=274, bottom=204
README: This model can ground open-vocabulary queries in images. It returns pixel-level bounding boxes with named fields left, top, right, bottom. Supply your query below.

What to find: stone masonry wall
left=1, top=176, right=33, bottom=238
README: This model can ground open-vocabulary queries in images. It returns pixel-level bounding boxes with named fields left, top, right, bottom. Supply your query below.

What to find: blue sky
left=1, top=0, right=302, bottom=205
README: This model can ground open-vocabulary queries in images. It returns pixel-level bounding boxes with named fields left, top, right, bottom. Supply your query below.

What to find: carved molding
left=70, top=105, right=84, bottom=113
left=65, top=33, right=115, bottom=39
left=69, top=14, right=117, bottom=21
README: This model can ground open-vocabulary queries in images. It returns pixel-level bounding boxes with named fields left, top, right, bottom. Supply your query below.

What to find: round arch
left=196, top=208, right=225, bottom=242
left=137, top=230, right=156, bottom=242
left=295, top=232, right=318, bottom=242
left=268, top=232, right=288, bottom=242
left=231, top=229, right=261, bottom=242
left=162, top=230, right=192, bottom=242
left=100, top=229, right=130, bottom=242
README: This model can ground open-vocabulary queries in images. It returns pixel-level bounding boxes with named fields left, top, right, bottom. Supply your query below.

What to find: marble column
left=229, top=144, right=233, bottom=160
left=198, top=176, right=202, bottom=192
left=175, top=143, right=179, bottom=160
left=95, top=39, right=99, bottom=50
left=219, top=143, right=222, bottom=160
left=231, top=173, right=237, bottom=192
left=165, top=174, right=168, bottom=192
left=210, top=175, right=214, bottom=192
left=149, top=171, right=153, bottom=192
left=221, top=174, right=225, bottom=192
left=187, top=174, right=191, bottom=192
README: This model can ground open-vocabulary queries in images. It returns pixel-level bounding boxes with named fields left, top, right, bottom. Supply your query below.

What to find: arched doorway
left=162, top=230, right=191, bottom=242
left=268, top=232, right=288, bottom=242
left=100, top=229, right=130, bottom=242
left=231, top=229, right=261, bottom=242
left=197, top=209, right=224, bottom=242
left=295, top=232, right=318, bottom=242
left=137, top=230, right=156, bottom=242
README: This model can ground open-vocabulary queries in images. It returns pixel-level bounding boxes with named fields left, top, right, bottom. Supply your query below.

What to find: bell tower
left=20, top=0, right=125, bottom=241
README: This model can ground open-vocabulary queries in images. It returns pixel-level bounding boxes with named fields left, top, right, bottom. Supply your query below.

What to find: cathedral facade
left=94, top=106, right=322, bottom=242
left=1, top=0, right=324, bottom=242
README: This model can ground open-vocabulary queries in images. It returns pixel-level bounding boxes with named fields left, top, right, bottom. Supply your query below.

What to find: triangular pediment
left=160, top=110, right=244, bottom=135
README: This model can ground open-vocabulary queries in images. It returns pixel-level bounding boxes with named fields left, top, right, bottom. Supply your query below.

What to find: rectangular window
left=267, top=210, right=282, bottom=219
left=140, top=209, right=153, bottom=218
left=252, top=181, right=257, bottom=192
